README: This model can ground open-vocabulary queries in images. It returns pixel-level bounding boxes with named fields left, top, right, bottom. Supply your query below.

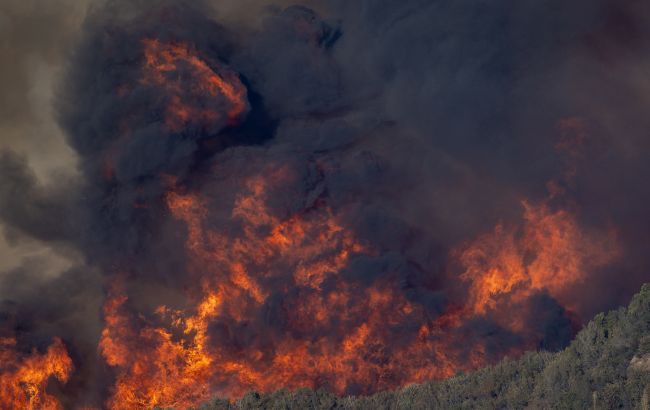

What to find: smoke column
left=1, top=0, right=650, bottom=408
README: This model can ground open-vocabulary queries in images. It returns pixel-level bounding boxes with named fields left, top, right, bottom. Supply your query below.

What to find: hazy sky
left=0, top=0, right=92, bottom=275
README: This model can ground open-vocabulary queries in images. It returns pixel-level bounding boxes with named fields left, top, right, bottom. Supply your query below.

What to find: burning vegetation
left=0, top=336, right=73, bottom=410
left=1, top=0, right=648, bottom=409
left=95, top=158, right=620, bottom=408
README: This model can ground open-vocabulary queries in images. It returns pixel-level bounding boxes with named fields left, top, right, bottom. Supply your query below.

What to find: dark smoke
left=1, top=0, right=650, bottom=406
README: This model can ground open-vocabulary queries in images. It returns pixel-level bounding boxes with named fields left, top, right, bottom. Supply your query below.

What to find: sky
left=0, top=0, right=91, bottom=276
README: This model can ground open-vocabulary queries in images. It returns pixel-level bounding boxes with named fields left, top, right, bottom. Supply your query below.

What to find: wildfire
left=95, top=148, right=622, bottom=409
left=452, top=200, right=620, bottom=340
left=141, top=39, right=248, bottom=132
left=459, top=201, right=619, bottom=317
left=101, top=37, right=249, bottom=181
left=141, top=39, right=249, bottom=132
left=99, top=166, right=474, bottom=408
left=0, top=26, right=624, bottom=408
left=0, top=337, right=73, bottom=410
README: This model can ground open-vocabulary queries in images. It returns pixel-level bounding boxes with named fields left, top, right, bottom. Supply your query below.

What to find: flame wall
left=1, top=0, right=650, bottom=408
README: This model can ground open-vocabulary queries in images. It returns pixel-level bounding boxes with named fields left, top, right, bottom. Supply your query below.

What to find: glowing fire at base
left=96, top=159, right=619, bottom=409
left=0, top=337, right=73, bottom=410
left=99, top=166, right=450, bottom=408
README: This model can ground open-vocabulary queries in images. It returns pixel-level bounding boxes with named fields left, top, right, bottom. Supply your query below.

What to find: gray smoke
left=1, top=0, right=650, bottom=405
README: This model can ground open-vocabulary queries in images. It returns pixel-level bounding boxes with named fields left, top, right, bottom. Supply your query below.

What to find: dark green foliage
left=197, top=285, right=650, bottom=409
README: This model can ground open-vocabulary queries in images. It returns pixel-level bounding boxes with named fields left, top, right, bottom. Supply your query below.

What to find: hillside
left=196, top=284, right=650, bottom=409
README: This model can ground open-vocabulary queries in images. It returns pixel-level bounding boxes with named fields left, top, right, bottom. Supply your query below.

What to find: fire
left=141, top=39, right=249, bottom=132
left=8, top=28, right=620, bottom=409
left=99, top=288, right=216, bottom=410
left=98, top=166, right=484, bottom=408
left=96, top=152, right=621, bottom=408
left=141, top=39, right=248, bottom=132
left=0, top=336, right=73, bottom=410
left=456, top=198, right=619, bottom=333
left=101, top=38, right=249, bottom=180
left=0, top=3, right=633, bottom=407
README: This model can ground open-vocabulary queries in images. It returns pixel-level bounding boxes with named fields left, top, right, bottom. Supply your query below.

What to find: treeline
left=195, top=284, right=650, bottom=409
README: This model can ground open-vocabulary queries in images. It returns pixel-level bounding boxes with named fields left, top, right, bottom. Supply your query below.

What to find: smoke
left=1, top=0, right=650, bottom=407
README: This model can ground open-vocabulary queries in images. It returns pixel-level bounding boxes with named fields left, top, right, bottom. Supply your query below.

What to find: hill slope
left=197, top=284, right=650, bottom=409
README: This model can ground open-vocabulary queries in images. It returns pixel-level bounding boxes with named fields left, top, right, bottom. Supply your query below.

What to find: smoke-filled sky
left=1, top=0, right=650, bottom=408
left=0, top=0, right=310, bottom=277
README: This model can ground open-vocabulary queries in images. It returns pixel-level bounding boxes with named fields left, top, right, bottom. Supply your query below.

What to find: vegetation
left=194, top=284, right=650, bottom=409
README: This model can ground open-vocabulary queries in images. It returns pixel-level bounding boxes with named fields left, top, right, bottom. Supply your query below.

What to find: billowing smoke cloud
left=1, top=0, right=650, bottom=407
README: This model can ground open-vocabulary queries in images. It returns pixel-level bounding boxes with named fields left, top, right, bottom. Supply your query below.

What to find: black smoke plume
left=1, top=0, right=650, bottom=407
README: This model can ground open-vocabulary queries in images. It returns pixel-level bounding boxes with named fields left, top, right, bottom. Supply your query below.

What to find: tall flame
left=453, top=199, right=620, bottom=339
left=99, top=166, right=476, bottom=408
left=96, top=50, right=621, bottom=405
left=0, top=337, right=73, bottom=410
left=459, top=201, right=619, bottom=317
left=0, top=31, right=624, bottom=408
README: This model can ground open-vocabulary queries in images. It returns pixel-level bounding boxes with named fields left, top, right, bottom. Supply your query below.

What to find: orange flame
left=141, top=39, right=248, bottom=132
left=97, top=157, right=622, bottom=408
left=99, top=166, right=492, bottom=408
left=87, top=39, right=624, bottom=406
left=101, top=38, right=249, bottom=181
left=0, top=337, right=73, bottom=410
left=456, top=199, right=619, bottom=333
